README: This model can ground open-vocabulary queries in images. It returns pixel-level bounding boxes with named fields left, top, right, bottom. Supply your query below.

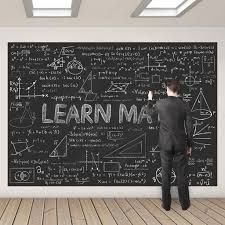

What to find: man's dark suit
left=146, top=96, right=193, bottom=210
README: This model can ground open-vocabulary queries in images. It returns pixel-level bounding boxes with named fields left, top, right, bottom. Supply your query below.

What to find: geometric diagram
left=49, top=135, right=68, bottom=158
left=191, top=88, right=212, bottom=120
left=47, top=57, right=65, bottom=70
left=103, top=133, right=146, bottom=159
left=105, top=81, right=130, bottom=94
left=79, top=71, right=93, bottom=93
left=84, top=93, right=97, bottom=101
left=149, top=145, right=160, bottom=153
left=15, top=77, right=48, bottom=99
left=185, top=76, right=196, bottom=87
left=202, top=55, right=215, bottom=74
left=59, top=46, right=75, bottom=57
left=107, top=131, right=124, bottom=141
left=9, top=168, right=35, bottom=183
left=78, top=71, right=97, bottom=101
left=184, top=66, right=201, bottom=87
left=154, top=167, right=176, bottom=185
left=65, top=57, right=84, bottom=76
left=11, top=139, right=34, bottom=156
left=103, top=161, right=121, bottom=173
left=152, top=74, right=160, bottom=83
left=9, top=102, right=36, bottom=128
left=78, top=150, right=101, bottom=172
left=193, top=120, right=212, bottom=147
left=149, top=144, right=160, bottom=158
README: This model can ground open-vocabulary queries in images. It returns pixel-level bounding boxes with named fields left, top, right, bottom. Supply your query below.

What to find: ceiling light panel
left=132, top=0, right=201, bottom=17
left=32, top=0, right=72, bottom=9
left=146, top=0, right=186, bottom=9
left=23, top=0, right=81, bottom=17
left=32, top=9, right=72, bottom=17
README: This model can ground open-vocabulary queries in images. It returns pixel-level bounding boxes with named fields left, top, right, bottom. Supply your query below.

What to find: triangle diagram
left=85, top=93, right=97, bottom=101
left=22, top=110, right=33, bottom=121
left=68, top=58, right=83, bottom=70
left=79, top=72, right=93, bottom=93
left=48, top=57, right=65, bottom=69
left=193, top=123, right=211, bottom=137
left=191, top=89, right=211, bottom=112
left=149, top=145, right=160, bottom=153
left=49, top=135, right=68, bottom=158
left=103, top=133, right=146, bottom=159
left=191, top=89, right=212, bottom=120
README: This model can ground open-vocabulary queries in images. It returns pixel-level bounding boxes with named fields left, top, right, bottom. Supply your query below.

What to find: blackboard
left=8, top=42, right=217, bottom=186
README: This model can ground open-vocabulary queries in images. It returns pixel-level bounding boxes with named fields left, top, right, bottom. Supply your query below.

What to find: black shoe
left=161, top=204, right=170, bottom=211
left=182, top=204, right=190, bottom=210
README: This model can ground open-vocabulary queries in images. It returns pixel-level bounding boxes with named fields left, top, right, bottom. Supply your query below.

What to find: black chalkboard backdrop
left=8, top=42, right=217, bottom=186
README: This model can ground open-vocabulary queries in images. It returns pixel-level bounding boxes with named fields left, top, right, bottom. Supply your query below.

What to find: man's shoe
left=161, top=204, right=170, bottom=211
left=182, top=204, right=190, bottom=210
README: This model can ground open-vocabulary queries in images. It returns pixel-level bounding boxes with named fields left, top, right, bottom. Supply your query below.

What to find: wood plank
left=57, top=199, right=72, bottom=225
left=80, top=199, right=102, bottom=225
left=104, top=198, right=132, bottom=225
left=68, top=199, right=87, bottom=225
left=216, top=199, right=225, bottom=205
left=207, top=199, right=225, bottom=210
left=0, top=199, right=10, bottom=219
left=92, top=198, right=117, bottom=225
left=28, top=198, right=45, bottom=225
left=219, top=199, right=225, bottom=202
left=43, top=198, right=57, bottom=225
left=150, top=199, right=191, bottom=225
left=138, top=198, right=176, bottom=225
left=115, top=198, right=146, bottom=225
left=1, top=197, right=225, bottom=225
left=13, top=199, right=33, bottom=225
left=0, top=199, right=21, bottom=225
left=174, top=199, right=220, bottom=225
left=171, top=200, right=206, bottom=225
left=196, top=199, right=225, bottom=218
left=127, top=198, right=161, bottom=225
left=191, top=199, right=225, bottom=224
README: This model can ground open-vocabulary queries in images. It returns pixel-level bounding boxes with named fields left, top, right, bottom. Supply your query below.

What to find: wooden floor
left=0, top=198, right=225, bottom=225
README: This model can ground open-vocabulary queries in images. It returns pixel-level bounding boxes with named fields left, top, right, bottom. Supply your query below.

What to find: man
left=146, top=79, right=193, bottom=211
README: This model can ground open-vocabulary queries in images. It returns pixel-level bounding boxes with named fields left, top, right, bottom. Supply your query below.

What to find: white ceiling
left=0, top=0, right=224, bottom=27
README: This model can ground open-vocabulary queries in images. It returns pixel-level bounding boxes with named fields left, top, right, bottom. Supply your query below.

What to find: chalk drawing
left=103, top=133, right=146, bottom=159
left=49, top=135, right=68, bottom=158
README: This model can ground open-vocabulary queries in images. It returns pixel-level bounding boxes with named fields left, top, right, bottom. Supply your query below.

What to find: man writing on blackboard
left=146, top=79, right=193, bottom=211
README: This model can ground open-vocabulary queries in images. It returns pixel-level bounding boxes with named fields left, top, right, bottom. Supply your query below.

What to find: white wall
left=0, top=27, right=225, bottom=198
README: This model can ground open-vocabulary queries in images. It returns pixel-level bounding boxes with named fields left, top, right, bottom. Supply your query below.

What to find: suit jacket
left=146, top=96, right=193, bottom=151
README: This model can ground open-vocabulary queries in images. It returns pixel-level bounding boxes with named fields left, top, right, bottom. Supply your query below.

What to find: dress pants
left=160, top=148, right=190, bottom=209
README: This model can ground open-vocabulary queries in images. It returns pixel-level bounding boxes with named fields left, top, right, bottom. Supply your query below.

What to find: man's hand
left=186, top=147, right=192, bottom=157
left=148, top=91, right=153, bottom=100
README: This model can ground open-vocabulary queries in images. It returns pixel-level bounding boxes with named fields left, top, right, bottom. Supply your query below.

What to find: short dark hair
left=166, top=79, right=180, bottom=93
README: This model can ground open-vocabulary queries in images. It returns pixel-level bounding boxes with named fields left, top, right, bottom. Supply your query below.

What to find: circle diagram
left=155, top=167, right=176, bottom=184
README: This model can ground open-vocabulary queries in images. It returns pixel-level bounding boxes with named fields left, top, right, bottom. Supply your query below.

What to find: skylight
left=32, top=0, right=72, bottom=9
left=23, top=0, right=81, bottom=17
left=132, top=0, right=201, bottom=17
left=146, top=0, right=186, bottom=9
left=33, top=9, right=72, bottom=17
